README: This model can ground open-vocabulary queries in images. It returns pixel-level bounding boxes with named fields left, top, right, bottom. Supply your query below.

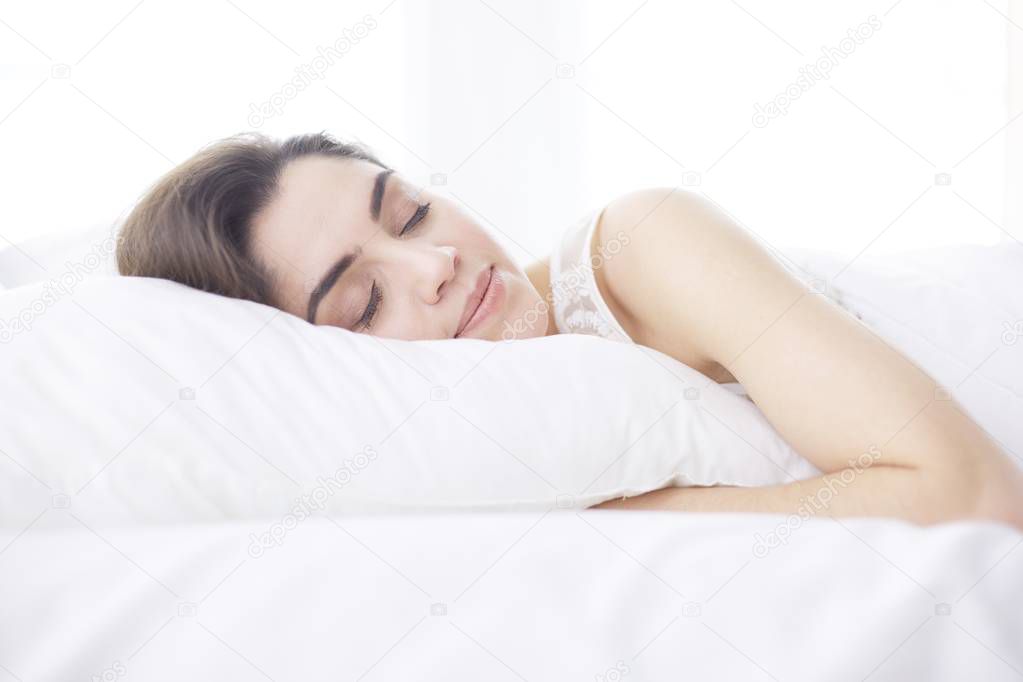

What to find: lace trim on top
left=549, top=208, right=633, bottom=343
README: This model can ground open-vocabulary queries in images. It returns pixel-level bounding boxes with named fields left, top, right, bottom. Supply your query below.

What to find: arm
left=590, top=188, right=1022, bottom=528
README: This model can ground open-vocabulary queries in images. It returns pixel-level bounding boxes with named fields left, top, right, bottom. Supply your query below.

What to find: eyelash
left=358, top=201, right=431, bottom=330
left=358, top=281, right=382, bottom=330
left=399, top=201, right=430, bottom=236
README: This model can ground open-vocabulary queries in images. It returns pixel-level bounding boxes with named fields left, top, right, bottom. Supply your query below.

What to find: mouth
left=454, top=265, right=501, bottom=338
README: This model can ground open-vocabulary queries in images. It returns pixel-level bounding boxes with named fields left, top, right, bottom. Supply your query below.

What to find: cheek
left=374, top=298, right=438, bottom=341
left=446, top=216, right=500, bottom=254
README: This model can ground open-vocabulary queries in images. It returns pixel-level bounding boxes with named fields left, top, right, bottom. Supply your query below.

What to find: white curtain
left=0, top=0, right=1018, bottom=262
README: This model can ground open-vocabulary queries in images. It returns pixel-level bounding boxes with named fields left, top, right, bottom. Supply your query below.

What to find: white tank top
left=548, top=206, right=862, bottom=400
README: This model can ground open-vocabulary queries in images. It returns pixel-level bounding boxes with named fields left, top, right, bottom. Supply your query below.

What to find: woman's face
left=250, top=155, right=548, bottom=341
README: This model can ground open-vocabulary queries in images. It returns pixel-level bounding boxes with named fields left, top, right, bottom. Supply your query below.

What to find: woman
left=116, top=131, right=1023, bottom=529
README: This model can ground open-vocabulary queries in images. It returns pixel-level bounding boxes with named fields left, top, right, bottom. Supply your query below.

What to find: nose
left=405, top=243, right=459, bottom=304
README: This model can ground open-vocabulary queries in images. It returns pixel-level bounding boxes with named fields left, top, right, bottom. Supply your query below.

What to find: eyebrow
left=305, top=168, right=392, bottom=324
left=370, top=168, right=393, bottom=221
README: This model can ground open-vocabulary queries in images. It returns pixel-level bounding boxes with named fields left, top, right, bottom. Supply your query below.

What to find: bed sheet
left=1, top=510, right=1019, bottom=681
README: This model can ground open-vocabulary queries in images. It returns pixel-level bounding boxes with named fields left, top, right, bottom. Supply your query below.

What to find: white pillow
left=0, top=275, right=817, bottom=527
left=0, top=221, right=120, bottom=289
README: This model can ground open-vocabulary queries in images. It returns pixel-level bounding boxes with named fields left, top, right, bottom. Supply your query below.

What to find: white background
left=1, top=0, right=1021, bottom=267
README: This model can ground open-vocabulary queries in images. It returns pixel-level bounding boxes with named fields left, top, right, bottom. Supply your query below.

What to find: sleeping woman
left=115, top=131, right=1023, bottom=530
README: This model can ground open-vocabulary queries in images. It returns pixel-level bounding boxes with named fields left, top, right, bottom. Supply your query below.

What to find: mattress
left=1, top=510, right=1020, bottom=681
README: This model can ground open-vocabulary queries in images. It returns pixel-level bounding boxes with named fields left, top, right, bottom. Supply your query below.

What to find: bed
left=1, top=231, right=1021, bottom=681
left=1, top=510, right=1020, bottom=681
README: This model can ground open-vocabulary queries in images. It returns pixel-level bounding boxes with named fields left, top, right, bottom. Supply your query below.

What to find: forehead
left=250, top=155, right=382, bottom=305
left=267, top=154, right=379, bottom=224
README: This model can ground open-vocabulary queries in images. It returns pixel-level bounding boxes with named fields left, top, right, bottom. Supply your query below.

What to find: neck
left=524, top=258, right=559, bottom=337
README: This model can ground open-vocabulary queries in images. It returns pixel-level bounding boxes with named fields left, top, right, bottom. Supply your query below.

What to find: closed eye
left=357, top=280, right=382, bottom=331
left=356, top=202, right=430, bottom=331
left=399, top=202, right=430, bottom=236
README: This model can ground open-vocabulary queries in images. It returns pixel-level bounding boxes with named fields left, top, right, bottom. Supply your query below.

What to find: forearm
left=593, top=462, right=1023, bottom=528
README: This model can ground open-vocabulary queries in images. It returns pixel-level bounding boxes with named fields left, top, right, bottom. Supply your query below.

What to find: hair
left=115, top=131, right=387, bottom=307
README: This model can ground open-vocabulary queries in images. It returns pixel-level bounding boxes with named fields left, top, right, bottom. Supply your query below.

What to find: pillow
left=0, top=275, right=818, bottom=527
left=0, top=221, right=120, bottom=290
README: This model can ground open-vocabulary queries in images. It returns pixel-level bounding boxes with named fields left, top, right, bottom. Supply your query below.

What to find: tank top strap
left=549, top=206, right=634, bottom=343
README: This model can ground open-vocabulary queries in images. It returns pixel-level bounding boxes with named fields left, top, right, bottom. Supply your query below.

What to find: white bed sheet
left=1, top=510, right=1020, bottom=681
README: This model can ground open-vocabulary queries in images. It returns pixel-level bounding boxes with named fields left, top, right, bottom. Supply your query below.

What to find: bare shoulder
left=592, top=187, right=800, bottom=377
left=595, top=186, right=789, bottom=293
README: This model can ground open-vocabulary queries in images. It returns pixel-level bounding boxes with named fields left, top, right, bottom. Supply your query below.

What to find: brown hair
left=115, top=131, right=387, bottom=307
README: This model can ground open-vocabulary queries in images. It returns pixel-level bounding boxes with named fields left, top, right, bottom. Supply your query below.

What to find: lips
left=455, top=265, right=494, bottom=338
